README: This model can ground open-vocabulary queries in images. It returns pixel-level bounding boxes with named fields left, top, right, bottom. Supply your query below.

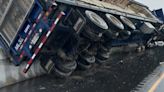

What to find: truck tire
left=53, top=67, right=73, bottom=78
left=96, top=58, right=107, bottom=64
left=81, top=10, right=108, bottom=41
left=79, top=55, right=95, bottom=64
left=118, top=30, right=131, bottom=39
left=96, top=52, right=110, bottom=60
left=55, top=60, right=77, bottom=73
left=78, top=38, right=90, bottom=53
left=77, top=61, right=92, bottom=70
left=96, top=44, right=110, bottom=64
left=99, top=44, right=110, bottom=53
left=85, top=10, right=108, bottom=30
left=77, top=56, right=93, bottom=70
left=81, top=27, right=102, bottom=41
left=120, top=16, right=136, bottom=30
left=103, top=29, right=120, bottom=39
left=105, top=13, right=124, bottom=30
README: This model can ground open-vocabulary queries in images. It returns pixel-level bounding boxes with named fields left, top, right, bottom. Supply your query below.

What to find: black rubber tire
left=77, top=61, right=92, bottom=70
left=96, top=58, right=107, bottom=64
left=105, top=13, right=124, bottom=30
left=77, top=56, right=93, bottom=70
left=103, top=43, right=112, bottom=50
left=57, top=49, right=74, bottom=61
left=120, top=16, right=136, bottom=30
left=81, top=49, right=96, bottom=57
left=78, top=38, right=91, bottom=53
left=99, top=44, right=110, bottom=53
left=81, top=26, right=102, bottom=41
left=80, top=55, right=95, bottom=64
left=118, top=30, right=131, bottom=39
left=52, top=67, right=73, bottom=78
left=96, top=52, right=110, bottom=60
left=55, top=61, right=77, bottom=73
left=51, top=54, right=77, bottom=70
left=103, top=29, right=119, bottom=39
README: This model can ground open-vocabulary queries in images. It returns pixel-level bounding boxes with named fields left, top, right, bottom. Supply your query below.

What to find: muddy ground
left=0, top=47, right=163, bottom=92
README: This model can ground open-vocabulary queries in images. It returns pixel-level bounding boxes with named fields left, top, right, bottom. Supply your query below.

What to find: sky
left=135, top=0, right=164, bottom=10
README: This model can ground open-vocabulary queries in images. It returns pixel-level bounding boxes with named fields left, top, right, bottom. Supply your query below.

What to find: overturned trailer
left=0, top=0, right=164, bottom=87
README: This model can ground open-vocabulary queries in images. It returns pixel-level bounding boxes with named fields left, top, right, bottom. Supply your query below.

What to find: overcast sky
left=135, top=0, right=164, bottom=10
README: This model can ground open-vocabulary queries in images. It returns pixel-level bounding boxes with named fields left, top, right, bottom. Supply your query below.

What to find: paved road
left=136, top=63, right=164, bottom=92
left=0, top=47, right=164, bottom=92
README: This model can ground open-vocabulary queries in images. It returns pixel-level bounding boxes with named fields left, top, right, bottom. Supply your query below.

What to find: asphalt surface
left=0, top=47, right=164, bottom=92
left=135, top=63, right=164, bottom=92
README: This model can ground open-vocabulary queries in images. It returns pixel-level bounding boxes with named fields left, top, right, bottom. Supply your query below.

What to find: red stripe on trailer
left=35, top=48, right=40, bottom=55
left=42, top=36, right=47, bottom=44
left=23, top=11, right=65, bottom=73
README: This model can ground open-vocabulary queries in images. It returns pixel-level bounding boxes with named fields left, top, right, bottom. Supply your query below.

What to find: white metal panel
left=56, top=0, right=160, bottom=23
left=0, top=0, right=34, bottom=45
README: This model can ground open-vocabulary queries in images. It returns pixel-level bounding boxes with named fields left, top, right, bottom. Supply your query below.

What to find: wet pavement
left=0, top=47, right=164, bottom=92
left=135, top=63, right=164, bottom=92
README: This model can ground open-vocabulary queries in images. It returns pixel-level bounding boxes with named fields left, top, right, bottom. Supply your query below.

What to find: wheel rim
left=85, top=10, right=108, bottom=30
left=106, top=14, right=124, bottom=30
left=120, top=16, right=136, bottom=30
